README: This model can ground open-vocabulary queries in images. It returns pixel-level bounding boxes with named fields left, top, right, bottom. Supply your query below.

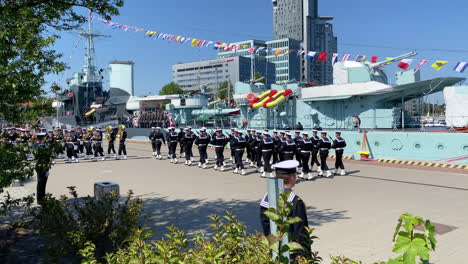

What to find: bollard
left=94, top=181, right=119, bottom=201
left=267, top=177, right=290, bottom=261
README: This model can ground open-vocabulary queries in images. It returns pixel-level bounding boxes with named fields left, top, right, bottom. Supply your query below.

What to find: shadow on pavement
left=137, top=193, right=349, bottom=240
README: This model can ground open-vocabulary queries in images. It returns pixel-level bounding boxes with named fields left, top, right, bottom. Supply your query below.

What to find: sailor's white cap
left=321, top=131, right=327, bottom=134
left=216, top=128, right=222, bottom=132
left=200, top=127, right=207, bottom=131
left=256, top=130, right=262, bottom=134
left=335, top=131, right=342, bottom=134
left=36, top=132, right=46, bottom=137
left=303, top=132, right=309, bottom=135
left=272, top=160, right=299, bottom=174
left=262, top=131, right=269, bottom=135
left=280, top=131, right=285, bottom=134
left=151, top=127, right=156, bottom=129
left=273, top=130, right=278, bottom=133
left=312, top=129, right=318, bottom=133
left=295, top=131, right=301, bottom=134
left=156, top=127, right=161, bottom=130
left=246, top=128, right=251, bottom=131
left=230, top=128, right=235, bottom=131
left=188, top=126, right=192, bottom=129
left=184, top=127, right=190, bottom=131
left=169, top=126, right=175, bottom=130
left=251, top=129, right=256, bottom=132
left=285, top=132, right=292, bottom=136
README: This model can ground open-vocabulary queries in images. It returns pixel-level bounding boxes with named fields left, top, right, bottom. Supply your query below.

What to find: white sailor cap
left=279, top=131, right=285, bottom=134
left=272, top=160, right=299, bottom=174
left=200, top=127, right=207, bottom=131
left=230, top=128, right=235, bottom=131
left=216, top=128, right=222, bottom=132
left=273, top=130, right=278, bottom=133
left=246, top=128, right=251, bottom=131
left=156, top=127, right=161, bottom=130
left=303, top=132, right=309, bottom=136
left=295, top=131, right=301, bottom=134
left=321, top=131, right=327, bottom=134
left=285, top=132, right=292, bottom=136
left=264, top=129, right=269, bottom=132
left=188, top=126, right=192, bottom=129
left=262, top=131, right=269, bottom=135
left=335, top=131, right=342, bottom=134
left=36, top=132, right=47, bottom=137
left=151, top=127, right=156, bottom=129
left=184, top=127, right=190, bottom=131
left=251, top=129, right=256, bottom=132
left=238, top=131, right=244, bottom=134
left=312, top=129, right=318, bottom=133
left=169, top=127, right=175, bottom=130
left=256, top=131, right=262, bottom=134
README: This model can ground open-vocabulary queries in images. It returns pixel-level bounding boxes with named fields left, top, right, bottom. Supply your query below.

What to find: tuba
left=116, top=124, right=125, bottom=141
left=105, top=126, right=113, bottom=142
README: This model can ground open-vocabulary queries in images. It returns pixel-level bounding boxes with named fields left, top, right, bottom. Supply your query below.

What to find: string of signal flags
left=96, top=17, right=468, bottom=74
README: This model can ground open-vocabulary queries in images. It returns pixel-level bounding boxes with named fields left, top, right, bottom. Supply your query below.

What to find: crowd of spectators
left=118, top=110, right=169, bottom=128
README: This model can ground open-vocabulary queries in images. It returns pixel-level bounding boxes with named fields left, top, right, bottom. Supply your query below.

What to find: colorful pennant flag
left=454, top=62, right=468, bottom=73
left=397, top=59, right=414, bottom=71
left=214, top=42, right=221, bottom=50
left=342, top=54, right=351, bottom=61
left=248, top=47, right=257, bottom=54
left=195, top=40, right=202, bottom=47
left=355, top=55, right=366, bottom=62
left=432, top=61, right=448, bottom=70
left=274, top=49, right=284, bottom=56
left=414, top=60, right=429, bottom=72
left=297, top=50, right=305, bottom=56
left=191, top=39, right=197, bottom=47
left=371, top=56, right=378, bottom=63
left=307, top=51, right=317, bottom=60
left=169, top=35, right=176, bottom=42
left=332, top=53, right=339, bottom=64
left=206, top=41, right=214, bottom=48
left=317, top=52, right=328, bottom=62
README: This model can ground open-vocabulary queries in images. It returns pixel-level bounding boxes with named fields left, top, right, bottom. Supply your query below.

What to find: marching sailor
left=294, top=131, right=303, bottom=171
left=33, top=132, right=51, bottom=205
left=278, top=131, right=287, bottom=161
left=150, top=127, right=166, bottom=159
left=245, top=129, right=252, bottom=163
left=195, top=127, right=210, bottom=168
left=272, top=130, right=280, bottom=164
left=255, top=131, right=264, bottom=172
left=280, top=132, right=296, bottom=161
left=318, top=131, right=332, bottom=177
left=332, top=131, right=347, bottom=176
left=117, top=125, right=127, bottom=160
left=93, top=128, right=105, bottom=161
left=298, top=132, right=314, bottom=180
left=167, top=127, right=179, bottom=163
left=310, top=130, right=322, bottom=174
left=248, top=129, right=257, bottom=167
left=259, top=160, right=311, bottom=259
left=231, top=129, right=247, bottom=175
left=178, top=127, right=185, bottom=158
left=106, top=126, right=117, bottom=157
left=83, top=128, right=94, bottom=160
left=229, top=128, right=236, bottom=163
left=149, top=127, right=158, bottom=157
left=259, top=131, right=275, bottom=178
left=182, top=127, right=196, bottom=166
left=210, top=129, right=228, bottom=171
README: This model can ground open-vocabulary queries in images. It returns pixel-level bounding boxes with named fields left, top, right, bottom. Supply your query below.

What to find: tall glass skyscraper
left=273, top=0, right=337, bottom=85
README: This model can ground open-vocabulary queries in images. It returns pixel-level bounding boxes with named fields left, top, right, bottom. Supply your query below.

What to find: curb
left=328, top=154, right=354, bottom=160
left=376, top=159, right=468, bottom=170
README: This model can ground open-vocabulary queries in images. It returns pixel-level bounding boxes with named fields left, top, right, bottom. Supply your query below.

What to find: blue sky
left=45, top=0, right=468, bottom=103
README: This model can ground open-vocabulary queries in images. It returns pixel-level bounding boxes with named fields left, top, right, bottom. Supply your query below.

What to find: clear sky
left=45, top=0, right=468, bottom=103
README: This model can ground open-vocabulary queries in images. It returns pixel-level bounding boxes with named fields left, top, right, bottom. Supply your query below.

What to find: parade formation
left=148, top=126, right=348, bottom=180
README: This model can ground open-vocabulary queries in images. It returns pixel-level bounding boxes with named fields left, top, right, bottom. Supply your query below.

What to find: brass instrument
left=105, top=126, right=113, bottom=142
left=117, top=124, right=125, bottom=141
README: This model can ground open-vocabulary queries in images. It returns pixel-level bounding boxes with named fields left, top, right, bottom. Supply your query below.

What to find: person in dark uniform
left=210, top=129, right=227, bottom=171
left=231, top=130, right=247, bottom=175
left=182, top=128, right=196, bottom=166
left=259, top=131, right=275, bottom=178
left=298, top=132, right=314, bottom=180
left=259, top=160, right=311, bottom=260
left=149, top=127, right=158, bottom=157
left=195, top=127, right=210, bottom=168
left=64, top=130, right=77, bottom=163
left=272, top=130, right=280, bottom=164
left=177, top=128, right=185, bottom=158
left=70, top=130, right=80, bottom=162
left=155, top=127, right=166, bottom=160
left=255, top=131, right=264, bottom=172
left=280, top=132, right=296, bottom=161
left=310, top=130, right=322, bottom=174
left=34, top=133, right=51, bottom=205
left=228, top=128, right=236, bottom=163
left=294, top=131, right=304, bottom=171
left=278, top=131, right=287, bottom=161
left=83, top=128, right=94, bottom=160
left=248, top=129, right=257, bottom=167
left=93, top=128, right=105, bottom=161
left=332, top=131, right=347, bottom=176
left=76, top=127, right=84, bottom=156
left=318, top=131, right=332, bottom=177
left=245, top=129, right=252, bottom=163
left=117, top=125, right=127, bottom=160
left=107, top=126, right=117, bottom=157
left=167, top=127, right=179, bottom=163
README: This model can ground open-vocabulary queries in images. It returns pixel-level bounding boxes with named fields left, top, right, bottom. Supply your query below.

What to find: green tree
left=254, top=72, right=266, bottom=84
left=0, top=0, right=124, bottom=190
left=159, top=82, right=184, bottom=95
left=218, top=81, right=234, bottom=101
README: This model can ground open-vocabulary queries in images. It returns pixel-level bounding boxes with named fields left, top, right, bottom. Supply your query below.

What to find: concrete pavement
left=20, top=143, right=468, bottom=263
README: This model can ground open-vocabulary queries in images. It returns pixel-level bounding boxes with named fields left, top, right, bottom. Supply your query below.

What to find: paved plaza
left=16, top=142, right=468, bottom=263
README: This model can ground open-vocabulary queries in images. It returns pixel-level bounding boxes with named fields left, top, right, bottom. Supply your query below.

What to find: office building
left=272, top=0, right=337, bottom=85
left=217, top=39, right=300, bottom=84
left=172, top=56, right=276, bottom=91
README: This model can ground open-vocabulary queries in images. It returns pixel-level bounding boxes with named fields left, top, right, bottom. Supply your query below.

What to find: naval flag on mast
left=397, top=59, right=414, bottom=71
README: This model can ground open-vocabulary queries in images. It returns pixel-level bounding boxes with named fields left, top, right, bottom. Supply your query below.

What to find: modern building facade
left=217, top=39, right=300, bottom=84
left=273, top=0, right=337, bottom=85
left=172, top=56, right=276, bottom=91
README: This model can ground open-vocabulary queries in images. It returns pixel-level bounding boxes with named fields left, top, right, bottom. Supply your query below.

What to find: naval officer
left=259, top=160, right=311, bottom=260
left=332, top=131, right=347, bottom=176
left=317, top=131, right=332, bottom=177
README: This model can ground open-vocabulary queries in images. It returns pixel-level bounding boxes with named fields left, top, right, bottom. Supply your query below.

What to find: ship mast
left=79, top=9, right=109, bottom=82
